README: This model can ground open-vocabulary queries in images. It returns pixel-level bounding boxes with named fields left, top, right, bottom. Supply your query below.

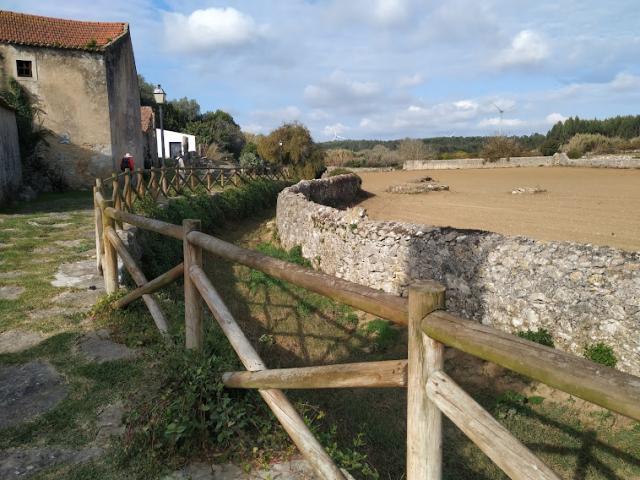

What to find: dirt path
left=357, top=167, right=640, bottom=251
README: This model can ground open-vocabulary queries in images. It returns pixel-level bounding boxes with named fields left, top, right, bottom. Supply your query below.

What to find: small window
left=16, top=60, right=32, bottom=78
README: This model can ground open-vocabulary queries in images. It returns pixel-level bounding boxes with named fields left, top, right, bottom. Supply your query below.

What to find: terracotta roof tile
left=140, top=106, right=155, bottom=133
left=0, top=10, right=127, bottom=51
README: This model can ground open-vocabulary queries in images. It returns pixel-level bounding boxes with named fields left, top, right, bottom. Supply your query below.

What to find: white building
left=156, top=129, right=196, bottom=158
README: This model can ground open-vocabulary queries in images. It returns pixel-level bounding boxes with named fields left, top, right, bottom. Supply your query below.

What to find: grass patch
left=517, top=328, right=555, bottom=347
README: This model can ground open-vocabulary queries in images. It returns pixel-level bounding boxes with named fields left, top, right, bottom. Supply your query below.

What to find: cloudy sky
left=4, top=0, right=640, bottom=140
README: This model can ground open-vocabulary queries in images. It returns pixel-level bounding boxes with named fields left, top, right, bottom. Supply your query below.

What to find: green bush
left=562, top=133, right=627, bottom=157
left=517, top=328, right=555, bottom=347
left=133, top=179, right=289, bottom=278
left=327, top=168, right=355, bottom=177
left=584, top=342, right=617, bottom=367
left=481, top=136, right=522, bottom=163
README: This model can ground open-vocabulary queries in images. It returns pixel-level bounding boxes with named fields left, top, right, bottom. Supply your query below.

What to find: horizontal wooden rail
left=222, top=360, right=407, bottom=389
left=113, top=263, right=184, bottom=309
left=422, top=311, right=640, bottom=421
left=187, top=231, right=408, bottom=325
left=426, top=371, right=560, bottom=480
left=105, top=207, right=183, bottom=240
left=105, top=227, right=170, bottom=335
left=188, top=264, right=346, bottom=480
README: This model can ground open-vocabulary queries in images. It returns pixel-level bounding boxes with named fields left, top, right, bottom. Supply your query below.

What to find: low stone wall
left=277, top=174, right=640, bottom=375
left=0, top=100, right=22, bottom=207
left=404, top=153, right=640, bottom=170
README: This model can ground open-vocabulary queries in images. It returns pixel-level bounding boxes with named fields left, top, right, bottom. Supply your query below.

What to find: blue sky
left=4, top=0, right=640, bottom=140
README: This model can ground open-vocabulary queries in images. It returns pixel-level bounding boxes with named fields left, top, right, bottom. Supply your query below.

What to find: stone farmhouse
left=0, top=10, right=142, bottom=189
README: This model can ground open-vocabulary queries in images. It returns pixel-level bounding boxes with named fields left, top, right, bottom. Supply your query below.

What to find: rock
left=75, top=330, right=137, bottom=364
left=0, top=331, right=47, bottom=354
left=0, top=285, right=25, bottom=300
left=51, top=260, right=104, bottom=290
left=53, top=239, right=85, bottom=248
left=386, top=182, right=449, bottom=194
left=52, top=289, right=102, bottom=311
left=0, top=271, right=25, bottom=280
left=0, top=361, right=67, bottom=429
left=511, top=186, right=547, bottom=195
left=95, top=402, right=125, bottom=444
left=0, top=446, right=102, bottom=479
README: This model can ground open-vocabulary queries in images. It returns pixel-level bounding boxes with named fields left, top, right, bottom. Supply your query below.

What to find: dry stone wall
left=404, top=152, right=640, bottom=170
left=277, top=175, right=640, bottom=375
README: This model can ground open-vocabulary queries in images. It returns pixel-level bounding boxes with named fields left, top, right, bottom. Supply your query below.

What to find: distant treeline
left=320, top=135, right=545, bottom=157
left=321, top=115, right=640, bottom=157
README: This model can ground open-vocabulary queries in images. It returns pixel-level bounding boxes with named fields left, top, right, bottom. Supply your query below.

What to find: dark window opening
left=169, top=142, right=182, bottom=158
left=16, top=60, right=32, bottom=78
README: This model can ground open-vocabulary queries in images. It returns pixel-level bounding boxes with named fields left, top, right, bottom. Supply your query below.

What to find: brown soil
left=357, top=167, right=640, bottom=251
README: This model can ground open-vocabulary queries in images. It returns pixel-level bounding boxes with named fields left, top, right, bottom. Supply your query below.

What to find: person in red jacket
left=119, top=153, right=135, bottom=172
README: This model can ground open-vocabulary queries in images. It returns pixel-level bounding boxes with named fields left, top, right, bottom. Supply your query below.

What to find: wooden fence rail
left=93, top=173, right=640, bottom=480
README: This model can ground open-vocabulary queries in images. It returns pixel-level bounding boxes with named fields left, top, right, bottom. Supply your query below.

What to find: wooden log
left=93, top=187, right=104, bottom=275
left=105, top=207, right=183, bottom=240
left=188, top=264, right=346, bottom=480
left=422, top=311, right=640, bottom=422
left=426, top=371, right=561, bottom=480
left=101, top=200, right=118, bottom=294
left=136, top=168, right=145, bottom=198
left=183, top=220, right=203, bottom=350
left=223, top=359, right=407, bottom=389
left=407, top=281, right=445, bottom=480
left=105, top=227, right=169, bottom=335
left=186, top=231, right=408, bottom=325
left=113, top=262, right=184, bottom=309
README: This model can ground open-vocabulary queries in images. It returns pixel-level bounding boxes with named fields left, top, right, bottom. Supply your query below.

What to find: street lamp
left=153, top=84, right=166, bottom=167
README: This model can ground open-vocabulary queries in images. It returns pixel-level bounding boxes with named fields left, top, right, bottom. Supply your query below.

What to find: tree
left=186, top=110, right=245, bottom=159
left=257, top=122, right=325, bottom=178
left=138, top=74, right=201, bottom=132
left=397, top=138, right=433, bottom=161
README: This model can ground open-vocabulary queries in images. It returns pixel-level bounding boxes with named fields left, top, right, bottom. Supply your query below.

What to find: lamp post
left=153, top=84, right=166, bottom=167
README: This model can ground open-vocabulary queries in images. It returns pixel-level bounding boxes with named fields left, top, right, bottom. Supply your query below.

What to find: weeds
left=517, top=328, right=555, bottom=347
left=584, top=342, right=617, bottom=368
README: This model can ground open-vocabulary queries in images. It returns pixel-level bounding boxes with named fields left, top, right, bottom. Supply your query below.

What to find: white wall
left=156, top=129, right=196, bottom=158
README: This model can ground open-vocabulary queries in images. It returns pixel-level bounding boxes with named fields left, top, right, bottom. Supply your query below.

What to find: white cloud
left=478, top=117, right=525, bottom=127
left=545, top=112, right=567, bottom=124
left=397, top=73, right=425, bottom=88
left=495, top=30, right=550, bottom=68
left=304, top=71, right=381, bottom=109
left=610, top=72, right=640, bottom=91
left=371, top=0, right=411, bottom=27
left=164, top=8, right=262, bottom=53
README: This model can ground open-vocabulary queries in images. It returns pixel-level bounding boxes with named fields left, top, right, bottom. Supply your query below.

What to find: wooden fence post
left=407, top=280, right=446, bottom=480
left=101, top=200, right=119, bottom=294
left=93, top=186, right=103, bottom=274
left=183, top=219, right=203, bottom=350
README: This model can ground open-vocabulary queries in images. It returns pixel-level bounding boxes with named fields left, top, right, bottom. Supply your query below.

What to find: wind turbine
left=492, top=103, right=505, bottom=136
left=332, top=127, right=345, bottom=141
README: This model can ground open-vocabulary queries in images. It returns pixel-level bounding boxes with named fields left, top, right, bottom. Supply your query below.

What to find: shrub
left=561, top=133, right=627, bottom=157
left=239, top=151, right=263, bottom=169
left=327, top=168, right=355, bottom=177
left=517, top=328, right=554, bottom=347
left=481, top=136, right=522, bottom=163
left=540, top=139, right=561, bottom=156
left=133, top=179, right=289, bottom=278
left=584, top=342, right=617, bottom=367
left=363, top=319, right=399, bottom=351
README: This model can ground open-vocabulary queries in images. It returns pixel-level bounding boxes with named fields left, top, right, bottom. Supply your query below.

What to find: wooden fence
left=95, top=166, right=288, bottom=214
left=93, top=175, right=640, bottom=480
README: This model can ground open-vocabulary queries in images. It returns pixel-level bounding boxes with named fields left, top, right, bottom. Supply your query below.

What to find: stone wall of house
left=105, top=32, right=143, bottom=170
left=404, top=153, right=640, bottom=170
left=0, top=44, right=113, bottom=189
left=0, top=100, right=22, bottom=206
left=277, top=174, right=640, bottom=375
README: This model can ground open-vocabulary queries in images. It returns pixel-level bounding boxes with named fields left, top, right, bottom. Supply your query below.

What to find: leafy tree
left=186, top=110, right=245, bottom=158
left=481, top=136, right=522, bottom=162
left=257, top=122, right=325, bottom=178
left=137, top=74, right=201, bottom=132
